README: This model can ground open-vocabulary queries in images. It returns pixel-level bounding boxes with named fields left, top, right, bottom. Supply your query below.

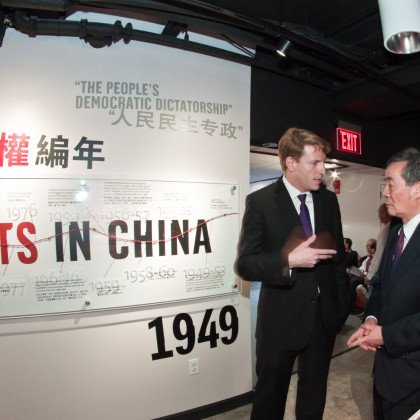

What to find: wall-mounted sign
left=336, top=127, right=362, bottom=155
left=0, top=177, right=239, bottom=317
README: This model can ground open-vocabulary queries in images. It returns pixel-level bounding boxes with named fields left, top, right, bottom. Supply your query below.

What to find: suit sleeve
left=365, top=271, right=382, bottom=319
left=234, top=194, right=296, bottom=286
left=331, top=193, right=350, bottom=324
left=382, top=313, right=420, bottom=357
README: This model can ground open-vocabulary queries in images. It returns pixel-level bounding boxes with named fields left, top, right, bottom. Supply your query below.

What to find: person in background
left=348, top=147, right=420, bottom=420
left=347, top=238, right=376, bottom=314
left=235, top=127, right=348, bottom=420
left=356, top=204, right=392, bottom=307
left=344, top=237, right=359, bottom=268
left=358, top=239, right=377, bottom=274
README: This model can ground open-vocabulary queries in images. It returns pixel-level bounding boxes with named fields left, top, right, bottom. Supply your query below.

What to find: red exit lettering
left=336, top=128, right=362, bottom=155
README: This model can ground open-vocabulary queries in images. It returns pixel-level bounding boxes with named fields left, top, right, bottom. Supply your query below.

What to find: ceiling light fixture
left=330, top=170, right=340, bottom=180
left=378, top=0, right=420, bottom=54
left=276, top=39, right=292, bottom=57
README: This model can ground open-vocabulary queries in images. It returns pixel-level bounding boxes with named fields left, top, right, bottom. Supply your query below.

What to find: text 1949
left=148, top=305, right=238, bottom=360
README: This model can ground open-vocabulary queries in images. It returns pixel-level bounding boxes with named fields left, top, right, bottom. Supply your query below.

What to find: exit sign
left=336, top=128, right=362, bottom=155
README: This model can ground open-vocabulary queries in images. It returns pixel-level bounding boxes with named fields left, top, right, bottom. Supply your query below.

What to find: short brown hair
left=277, top=127, right=331, bottom=171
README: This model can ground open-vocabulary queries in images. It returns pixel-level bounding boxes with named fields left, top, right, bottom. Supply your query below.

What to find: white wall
left=0, top=297, right=252, bottom=419
left=325, top=168, right=385, bottom=257
left=0, top=17, right=252, bottom=420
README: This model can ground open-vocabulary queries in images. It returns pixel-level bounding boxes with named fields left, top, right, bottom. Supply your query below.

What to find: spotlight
left=75, top=180, right=89, bottom=202
left=276, top=39, right=292, bottom=57
left=378, top=0, right=420, bottom=54
left=330, top=170, right=340, bottom=180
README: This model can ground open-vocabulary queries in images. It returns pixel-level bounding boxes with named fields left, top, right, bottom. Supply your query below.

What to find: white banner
left=0, top=27, right=250, bottom=317
left=0, top=178, right=238, bottom=316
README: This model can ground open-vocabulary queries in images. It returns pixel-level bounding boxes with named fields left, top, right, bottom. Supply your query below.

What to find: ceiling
left=1, top=0, right=420, bottom=121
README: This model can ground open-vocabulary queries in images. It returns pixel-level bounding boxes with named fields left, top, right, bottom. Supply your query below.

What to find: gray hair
left=387, top=147, right=420, bottom=186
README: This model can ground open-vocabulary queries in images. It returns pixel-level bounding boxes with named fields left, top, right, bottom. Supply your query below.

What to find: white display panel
left=0, top=178, right=238, bottom=316
left=0, top=17, right=252, bottom=420
left=0, top=27, right=249, bottom=320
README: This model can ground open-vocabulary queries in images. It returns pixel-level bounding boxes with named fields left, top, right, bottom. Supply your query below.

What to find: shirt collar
left=402, top=212, right=420, bottom=242
left=282, top=175, right=312, bottom=202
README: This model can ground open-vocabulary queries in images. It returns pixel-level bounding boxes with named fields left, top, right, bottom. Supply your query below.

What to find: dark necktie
left=392, top=227, right=405, bottom=268
left=297, top=194, right=313, bottom=238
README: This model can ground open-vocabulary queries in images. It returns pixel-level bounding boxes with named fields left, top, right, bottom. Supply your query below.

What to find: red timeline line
left=0, top=212, right=238, bottom=250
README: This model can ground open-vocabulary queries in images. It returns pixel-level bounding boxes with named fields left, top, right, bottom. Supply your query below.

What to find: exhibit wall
left=326, top=170, right=385, bottom=256
left=0, top=18, right=252, bottom=420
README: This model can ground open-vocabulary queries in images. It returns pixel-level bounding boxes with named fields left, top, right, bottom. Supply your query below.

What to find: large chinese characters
left=1, top=132, right=105, bottom=170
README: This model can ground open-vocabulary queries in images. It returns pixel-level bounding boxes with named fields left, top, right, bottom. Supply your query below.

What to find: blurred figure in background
left=356, top=204, right=391, bottom=307
left=344, top=237, right=359, bottom=268
left=348, top=238, right=376, bottom=314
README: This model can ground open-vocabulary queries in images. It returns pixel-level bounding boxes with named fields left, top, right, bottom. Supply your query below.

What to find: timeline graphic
left=0, top=178, right=239, bottom=317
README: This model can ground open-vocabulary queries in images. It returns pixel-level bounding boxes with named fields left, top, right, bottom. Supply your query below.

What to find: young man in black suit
left=348, top=147, right=420, bottom=420
left=235, top=128, right=349, bottom=419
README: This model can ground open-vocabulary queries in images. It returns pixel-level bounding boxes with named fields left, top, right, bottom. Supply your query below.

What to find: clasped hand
left=288, top=235, right=337, bottom=268
left=347, top=318, right=384, bottom=352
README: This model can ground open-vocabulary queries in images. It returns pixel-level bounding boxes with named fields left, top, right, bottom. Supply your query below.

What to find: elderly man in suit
left=348, top=147, right=420, bottom=420
left=235, top=127, right=349, bottom=420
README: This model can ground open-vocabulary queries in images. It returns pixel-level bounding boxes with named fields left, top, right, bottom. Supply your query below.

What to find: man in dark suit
left=235, top=128, right=349, bottom=419
left=348, top=147, right=420, bottom=420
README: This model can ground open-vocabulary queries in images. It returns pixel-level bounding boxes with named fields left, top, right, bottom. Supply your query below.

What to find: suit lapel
left=274, top=177, right=301, bottom=225
left=392, top=223, right=420, bottom=276
left=380, top=226, right=399, bottom=295
left=383, top=223, right=420, bottom=296
left=312, top=190, right=323, bottom=234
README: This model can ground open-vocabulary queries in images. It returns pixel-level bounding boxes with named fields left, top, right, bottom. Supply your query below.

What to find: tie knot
left=298, top=194, right=307, bottom=204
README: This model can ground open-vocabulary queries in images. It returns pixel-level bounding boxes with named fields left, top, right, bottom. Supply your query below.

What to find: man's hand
left=347, top=318, right=382, bottom=352
left=288, top=235, right=337, bottom=268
